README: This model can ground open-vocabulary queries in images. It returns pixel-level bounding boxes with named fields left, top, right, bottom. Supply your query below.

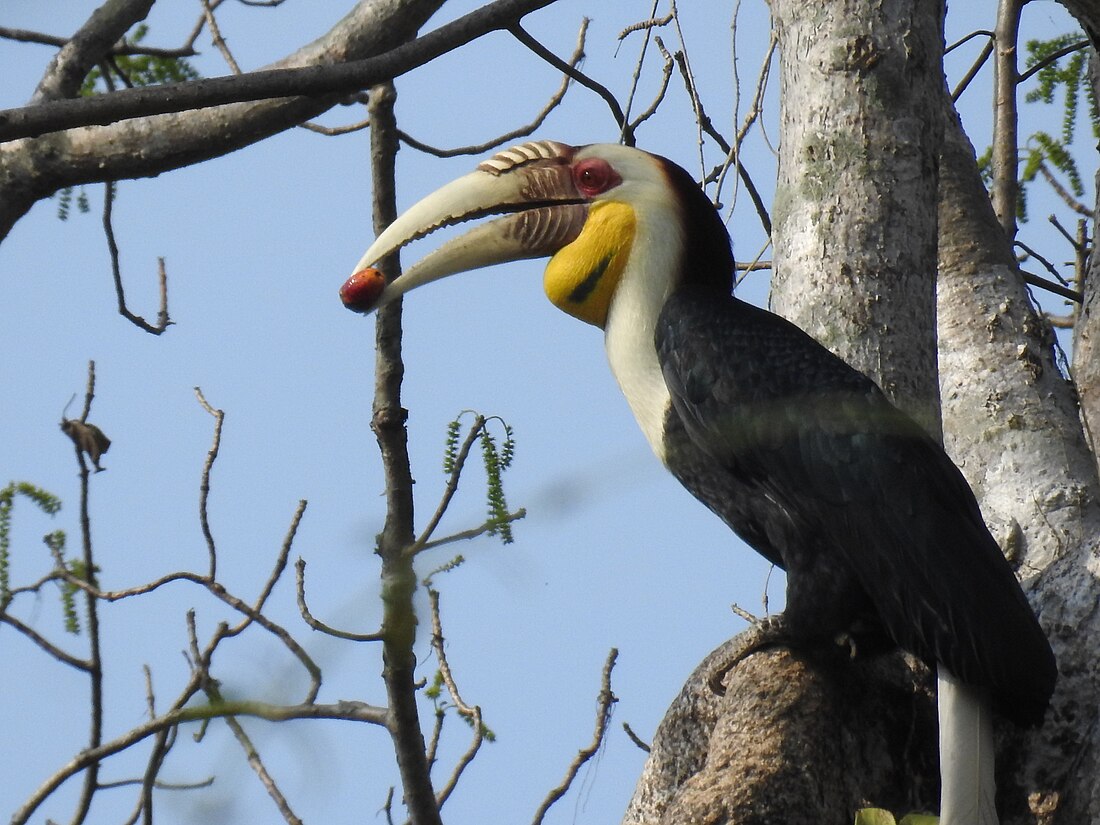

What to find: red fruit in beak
left=340, top=267, right=386, bottom=313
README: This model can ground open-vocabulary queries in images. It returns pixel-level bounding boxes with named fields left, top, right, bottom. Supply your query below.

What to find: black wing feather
left=656, top=287, right=1055, bottom=725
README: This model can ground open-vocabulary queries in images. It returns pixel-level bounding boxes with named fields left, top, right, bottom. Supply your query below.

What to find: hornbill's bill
left=343, top=141, right=1056, bottom=824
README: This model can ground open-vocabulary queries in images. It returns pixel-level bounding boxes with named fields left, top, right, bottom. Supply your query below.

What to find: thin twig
left=72, top=359, right=104, bottom=825
left=99, top=776, right=215, bottom=792
left=193, top=387, right=223, bottom=578
left=730, top=602, right=760, bottom=624
left=204, top=678, right=303, bottom=825
left=103, top=182, right=172, bottom=334
left=12, top=697, right=389, bottom=825
left=626, top=36, right=674, bottom=133
left=413, top=509, right=527, bottom=554
left=669, top=2, right=709, bottom=176
left=427, top=589, right=484, bottom=809
left=1016, top=240, right=1071, bottom=286
left=299, top=115, right=372, bottom=136
left=531, top=648, right=618, bottom=825
left=945, top=29, right=996, bottom=55
left=617, top=0, right=661, bottom=138
left=0, top=612, right=92, bottom=670
left=294, top=558, right=384, bottom=641
left=1037, top=162, right=1095, bottom=217
left=401, top=18, right=589, bottom=159
left=1020, top=270, right=1083, bottom=303
left=950, top=36, right=994, bottom=101
left=0, top=25, right=198, bottom=58
left=201, top=0, right=242, bottom=75
left=251, top=499, right=308, bottom=615
left=617, top=10, right=673, bottom=42
left=509, top=23, right=631, bottom=144
left=407, top=416, right=487, bottom=556
left=673, top=41, right=772, bottom=236
left=622, top=722, right=651, bottom=753
left=1017, top=38, right=1089, bottom=84
left=53, top=561, right=325, bottom=701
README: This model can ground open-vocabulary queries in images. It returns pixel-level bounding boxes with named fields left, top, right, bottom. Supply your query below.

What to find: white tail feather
left=938, top=667, right=998, bottom=825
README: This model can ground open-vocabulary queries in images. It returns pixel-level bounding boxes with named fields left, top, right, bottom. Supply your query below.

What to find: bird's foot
left=707, top=614, right=792, bottom=695
left=833, top=631, right=858, bottom=659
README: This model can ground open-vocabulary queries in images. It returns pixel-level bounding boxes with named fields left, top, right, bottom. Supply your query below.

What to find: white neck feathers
left=603, top=203, right=684, bottom=464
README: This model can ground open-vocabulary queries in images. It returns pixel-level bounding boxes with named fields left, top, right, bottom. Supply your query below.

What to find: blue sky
left=0, top=2, right=1086, bottom=823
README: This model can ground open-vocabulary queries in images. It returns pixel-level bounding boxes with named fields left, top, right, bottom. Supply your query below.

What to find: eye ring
left=573, top=158, right=620, bottom=197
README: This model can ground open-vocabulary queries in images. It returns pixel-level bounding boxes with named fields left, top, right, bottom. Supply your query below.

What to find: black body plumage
left=650, top=157, right=1056, bottom=727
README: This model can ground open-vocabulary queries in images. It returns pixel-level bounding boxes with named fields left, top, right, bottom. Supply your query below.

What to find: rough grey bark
left=768, top=0, right=945, bottom=434
left=0, top=0, right=446, bottom=240
left=938, top=98, right=1100, bottom=825
left=623, top=638, right=938, bottom=825
left=937, top=104, right=1099, bottom=573
left=1072, top=50, right=1100, bottom=472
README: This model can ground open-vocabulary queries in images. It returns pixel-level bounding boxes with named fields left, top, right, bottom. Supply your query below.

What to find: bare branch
left=991, top=0, right=1024, bottom=238
left=407, top=416, right=487, bottom=556
left=0, top=27, right=197, bottom=58
left=201, top=0, right=243, bottom=75
left=618, top=0, right=663, bottom=140
left=299, top=114, right=372, bottom=136
left=32, top=0, right=155, bottom=103
left=71, top=358, right=106, bottom=825
left=1038, top=162, right=1096, bottom=217
left=1017, top=38, right=1090, bottom=84
left=0, top=0, right=563, bottom=143
left=400, top=18, right=589, bottom=159
left=369, top=79, right=443, bottom=825
left=509, top=22, right=630, bottom=144
left=1020, top=270, right=1084, bottom=303
left=951, top=35, right=994, bottom=101
left=531, top=648, right=618, bottom=825
left=295, top=558, right=384, bottom=641
left=1016, top=240, right=1072, bottom=286
left=252, top=499, right=308, bottom=615
left=945, top=29, right=996, bottom=54
left=625, top=36, right=674, bottom=133
left=617, top=11, right=674, bottom=42
left=103, top=183, right=172, bottom=334
left=193, top=387, right=223, bottom=578
left=203, top=678, right=303, bottom=825
left=427, top=589, right=484, bottom=809
left=12, top=699, right=388, bottom=825
left=0, top=611, right=92, bottom=671
left=413, top=508, right=527, bottom=555
left=622, top=722, right=651, bottom=753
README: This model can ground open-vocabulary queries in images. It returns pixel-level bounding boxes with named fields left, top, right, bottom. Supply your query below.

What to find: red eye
left=573, top=157, right=620, bottom=197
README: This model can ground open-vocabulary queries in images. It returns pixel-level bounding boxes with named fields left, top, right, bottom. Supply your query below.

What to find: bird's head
left=343, top=141, right=733, bottom=329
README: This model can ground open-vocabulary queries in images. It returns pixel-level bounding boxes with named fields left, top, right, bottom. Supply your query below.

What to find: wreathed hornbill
left=342, top=141, right=1055, bottom=824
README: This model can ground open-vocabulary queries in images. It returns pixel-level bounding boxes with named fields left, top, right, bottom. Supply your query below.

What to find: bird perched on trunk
left=341, top=140, right=1056, bottom=824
